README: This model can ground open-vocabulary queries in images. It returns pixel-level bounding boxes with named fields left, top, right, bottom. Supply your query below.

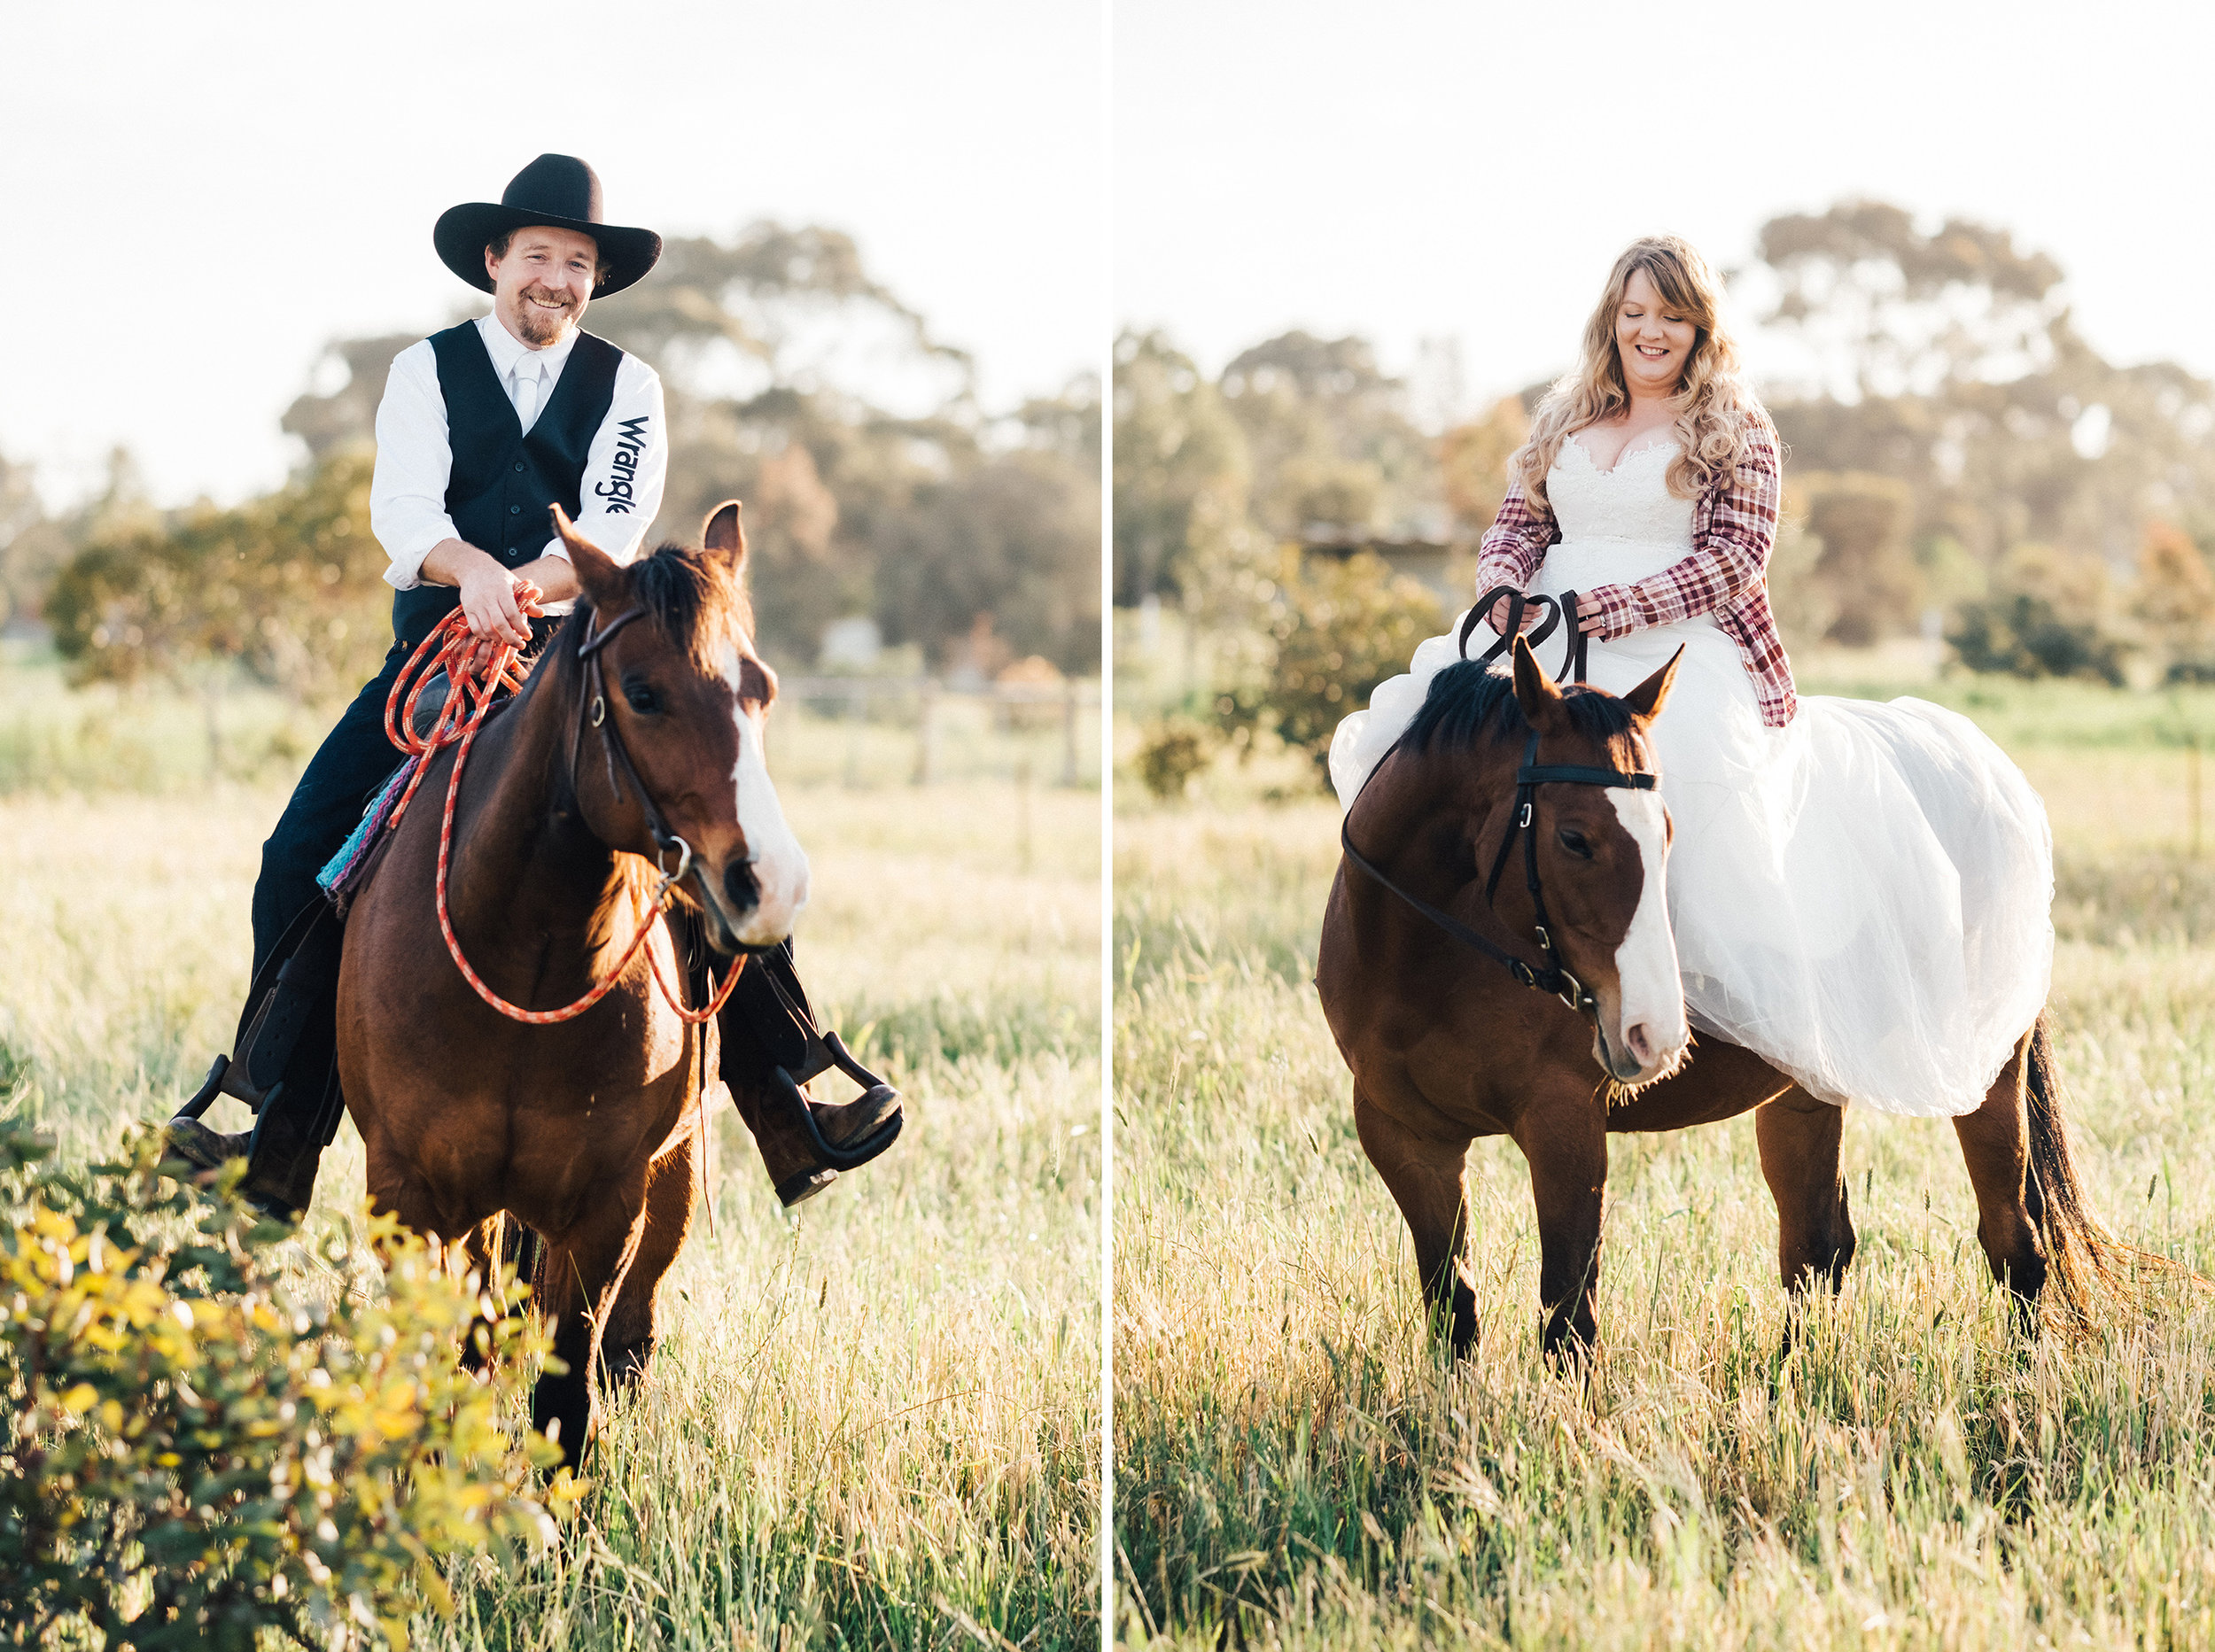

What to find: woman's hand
left=1488, top=593, right=1546, bottom=635
left=1574, top=584, right=1631, bottom=639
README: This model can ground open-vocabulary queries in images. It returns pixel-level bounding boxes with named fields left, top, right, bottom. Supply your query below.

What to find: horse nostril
left=723, top=859, right=760, bottom=914
left=1624, top=1022, right=1654, bottom=1063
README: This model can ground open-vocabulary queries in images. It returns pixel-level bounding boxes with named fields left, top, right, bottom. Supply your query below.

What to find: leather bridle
left=1338, top=586, right=1659, bottom=1028
left=568, top=603, right=698, bottom=897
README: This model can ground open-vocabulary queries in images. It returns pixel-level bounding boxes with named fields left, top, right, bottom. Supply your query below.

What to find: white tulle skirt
left=1328, top=539, right=2055, bottom=1117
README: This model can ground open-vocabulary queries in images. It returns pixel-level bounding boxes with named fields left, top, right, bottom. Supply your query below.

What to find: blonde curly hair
left=1512, top=236, right=1768, bottom=508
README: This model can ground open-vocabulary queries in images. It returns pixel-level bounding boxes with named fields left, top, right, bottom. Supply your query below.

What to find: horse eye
left=625, top=686, right=660, bottom=715
left=1558, top=826, right=1592, bottom=859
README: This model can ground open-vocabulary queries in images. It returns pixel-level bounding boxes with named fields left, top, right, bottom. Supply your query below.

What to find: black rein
left=568, top=603, right=695, bottom=888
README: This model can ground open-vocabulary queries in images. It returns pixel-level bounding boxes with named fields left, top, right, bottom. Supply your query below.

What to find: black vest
left=391, top=323, right=625, bottom=646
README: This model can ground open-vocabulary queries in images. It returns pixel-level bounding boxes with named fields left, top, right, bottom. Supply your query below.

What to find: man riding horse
left=167, top=154, right=902, bottom=1219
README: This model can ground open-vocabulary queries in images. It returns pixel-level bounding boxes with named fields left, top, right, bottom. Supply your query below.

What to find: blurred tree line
left=1117, top=199, right=2215, bottom=785
left=6, top=221, right=1099, bottom=709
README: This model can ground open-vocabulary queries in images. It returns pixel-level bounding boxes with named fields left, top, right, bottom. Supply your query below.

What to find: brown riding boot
left=716, top=1068, right=899, bottom=1206
left=165, top=1069, right=338, bottom=1222
left=165, top=904, right=346, bottom=1224
left=713, top=942, right=902, bottom=1207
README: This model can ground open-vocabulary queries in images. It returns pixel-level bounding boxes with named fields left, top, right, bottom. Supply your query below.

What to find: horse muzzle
left=692, top=844, right=810, bottom=955
left=1592, top=977, right=1690, bottom=1087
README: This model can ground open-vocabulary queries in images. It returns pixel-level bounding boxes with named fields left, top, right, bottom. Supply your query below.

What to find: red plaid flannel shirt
left=1473, top=426, right=1797, bottom=727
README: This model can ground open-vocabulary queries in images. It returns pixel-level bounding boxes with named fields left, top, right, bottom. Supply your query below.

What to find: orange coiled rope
left=383, top=603, right=744, bottom=1026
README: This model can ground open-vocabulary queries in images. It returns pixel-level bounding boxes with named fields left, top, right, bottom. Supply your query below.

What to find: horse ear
left=548, top=505, right=626, bottom=610
left=1620, top=646, right=1684, bottom=722
left=1511, top=634, right=1566, bottom=727
left=703, top=500, right=748, bottom=575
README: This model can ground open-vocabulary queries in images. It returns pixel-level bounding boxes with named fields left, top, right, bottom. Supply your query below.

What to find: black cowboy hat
left=432, top=154, right=662, bottom=298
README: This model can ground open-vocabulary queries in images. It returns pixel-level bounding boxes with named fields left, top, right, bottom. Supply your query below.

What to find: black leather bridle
left=569, top=603, right=698, bottom=896
left=1338, top=585, right=1659, bottom=1027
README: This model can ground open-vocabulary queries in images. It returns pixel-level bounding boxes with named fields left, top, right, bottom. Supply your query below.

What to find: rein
left=1339, top=587, right=1657, bottom=1026
left=383, top=605, right=744, bottom=1027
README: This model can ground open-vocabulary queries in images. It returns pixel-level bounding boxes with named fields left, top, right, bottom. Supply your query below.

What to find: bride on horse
left=1332, top=235, right=2053, bottom=1121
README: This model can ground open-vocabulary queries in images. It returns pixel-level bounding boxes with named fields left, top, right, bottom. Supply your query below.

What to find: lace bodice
left=1548, top=436, right=1695, bottom=547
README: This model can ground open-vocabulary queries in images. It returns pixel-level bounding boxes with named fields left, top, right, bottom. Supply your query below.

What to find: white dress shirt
left=370, top=312, right=668, bottom=612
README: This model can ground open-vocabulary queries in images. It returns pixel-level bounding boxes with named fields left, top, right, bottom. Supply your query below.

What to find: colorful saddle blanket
left=316, top=756, right=422, bottom=899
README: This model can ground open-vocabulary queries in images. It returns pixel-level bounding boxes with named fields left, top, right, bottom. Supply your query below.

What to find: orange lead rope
left=384, top=606, right=745, bottom=1025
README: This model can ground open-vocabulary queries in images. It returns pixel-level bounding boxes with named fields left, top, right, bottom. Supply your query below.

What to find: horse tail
left=478, top=1209, right=546, bottom=1308
left=2023, top=1012, right=2118, bottom=1321
left=501, top=1211, right=547, bottom=1302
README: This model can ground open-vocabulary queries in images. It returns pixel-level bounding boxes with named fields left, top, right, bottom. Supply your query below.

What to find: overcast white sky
left=16, top=3, right=2206, bottom=511
left=1116, top=0, right=2215, bottom=420
left=2, top=0, right=1105, bottom=509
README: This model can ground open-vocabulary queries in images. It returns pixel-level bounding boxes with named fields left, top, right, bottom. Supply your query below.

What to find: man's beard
left=514, top=286, right=577, bottom=345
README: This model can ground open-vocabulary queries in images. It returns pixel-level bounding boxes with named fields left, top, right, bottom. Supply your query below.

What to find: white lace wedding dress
left=1328, top=436, right=2054, bottom=1117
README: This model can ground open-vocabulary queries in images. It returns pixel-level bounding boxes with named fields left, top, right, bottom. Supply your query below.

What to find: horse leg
left=1755, top=1090, right=1857, bottom=1297
left=599, top=1129, right=700, bottom=1391
left=1952, top=1030, right=2048, bottom=1329
left=360, top=1151, right=521, bottom=1375
left=532, top=1178, right=651, bottom=1470
left=1354, top=1088, right=1477, bottom=1355
left=361, top=1150, right=468, bottom=1262
left=1511, top=1083, right=1608, bottom=1364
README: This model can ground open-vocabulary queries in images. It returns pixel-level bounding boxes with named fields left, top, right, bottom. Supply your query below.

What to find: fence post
left=1017, top=755, right=1034, bottom=874
left=1061, top=682, right=1080, bottom=787
left=2192, top=731, right=2203, bottom=859
left=913, top=679, right=937, bottom=787
left=843, top=680, right=866, bottom=790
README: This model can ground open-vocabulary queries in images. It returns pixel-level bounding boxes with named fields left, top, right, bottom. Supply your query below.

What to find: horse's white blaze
left=722, top=645, right=810, bottom=944
left=1607, top=790, right=1687, bottom=1066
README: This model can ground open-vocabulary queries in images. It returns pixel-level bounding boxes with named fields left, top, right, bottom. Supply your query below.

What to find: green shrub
left=1220, top=551, right=1443, bottom=782
left=0, top=1123, right=566, bottom=1649
left=1949, top=591, right=2127, bottom=686
left=1133, top=719, right=1215, bottom=800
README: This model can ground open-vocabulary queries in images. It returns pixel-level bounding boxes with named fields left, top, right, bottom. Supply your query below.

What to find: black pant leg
left=250, top=641, right=411, bottom=976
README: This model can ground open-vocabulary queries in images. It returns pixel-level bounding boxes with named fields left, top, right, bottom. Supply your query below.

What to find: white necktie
left=514, top=357, right=545, bottom=432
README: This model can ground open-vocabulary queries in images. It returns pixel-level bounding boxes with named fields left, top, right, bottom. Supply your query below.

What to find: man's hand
left=511, top=555, right=581, bottom=607
left=421, top=539, right=539, bottom=648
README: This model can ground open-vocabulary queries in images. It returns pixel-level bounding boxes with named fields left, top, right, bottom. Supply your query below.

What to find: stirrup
left=165, top=1055, right=254, bottom=1171
left=174, top=1053, right=230, bottom=1121
left=769, top=1034, right=905, bottom=1175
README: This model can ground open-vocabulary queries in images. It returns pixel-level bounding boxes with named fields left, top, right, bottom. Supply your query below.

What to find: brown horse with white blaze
left=337, top=500, right=804, bottom=1464
left=1317, top=636, right=2111, bottom=1361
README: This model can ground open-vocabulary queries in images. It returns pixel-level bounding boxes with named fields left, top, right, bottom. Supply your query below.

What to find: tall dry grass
left=1114, top=680, right=2215, bottom=1650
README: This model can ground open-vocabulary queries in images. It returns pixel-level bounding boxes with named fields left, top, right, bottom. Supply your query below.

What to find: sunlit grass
left=1114, top=679, right=2215, bottom=1650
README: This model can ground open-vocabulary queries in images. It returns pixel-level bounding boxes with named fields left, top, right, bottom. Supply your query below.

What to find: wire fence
left=765, top=677, right=1101, bottom=791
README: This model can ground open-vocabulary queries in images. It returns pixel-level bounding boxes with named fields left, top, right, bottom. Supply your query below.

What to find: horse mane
left=622, top=540, right=758, bottom=671
left=1403, top=660, right=1644, bottom=766
left=544, top=540, right=758, bottom=679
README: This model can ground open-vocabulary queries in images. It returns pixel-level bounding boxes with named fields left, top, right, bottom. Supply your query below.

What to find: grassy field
left=0, top=652, right=1103, bottom=1648
left=1113, top=671, right=2215, bottom=1650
